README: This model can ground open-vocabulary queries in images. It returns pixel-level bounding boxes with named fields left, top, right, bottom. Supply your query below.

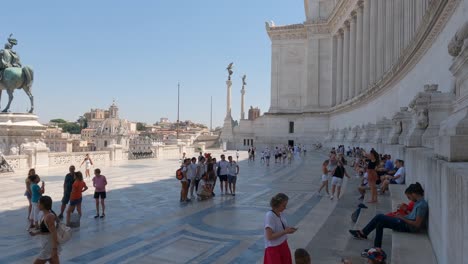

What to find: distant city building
left=43, top=127, right=73, bottom=152
left=160, top=117, right=169, bottom=123
left=248, top=106, right=261, bottom=121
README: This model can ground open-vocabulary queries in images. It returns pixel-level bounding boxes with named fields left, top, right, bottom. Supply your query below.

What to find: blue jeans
left=362, top=214, right=410, bottom=247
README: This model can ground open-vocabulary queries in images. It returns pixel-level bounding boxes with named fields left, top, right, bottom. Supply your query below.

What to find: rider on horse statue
left=0, top=34, right=22, bottom=81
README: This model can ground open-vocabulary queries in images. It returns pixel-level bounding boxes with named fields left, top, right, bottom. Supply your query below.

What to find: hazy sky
left=2, top=0, right=304, bottom=127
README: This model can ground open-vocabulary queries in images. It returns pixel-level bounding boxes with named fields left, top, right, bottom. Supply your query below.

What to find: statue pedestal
left=0, top=113, right=46, bottom=155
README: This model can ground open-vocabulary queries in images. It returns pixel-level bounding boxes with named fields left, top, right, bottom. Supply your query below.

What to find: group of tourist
left=258, top=145, right=307, bottom=166
left=178, top=152, right=240, bottom=202
left=24, top=154, right=108, bottom=263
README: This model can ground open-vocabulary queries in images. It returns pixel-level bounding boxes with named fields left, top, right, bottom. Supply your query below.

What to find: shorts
left=228, top=175, right=237, bottom=184
left=24, top=191, right=31, bottom=200
left=321, top=174, right=329, bottom=182
left=218, top=175, right=228, bottom=182
left=69, top=198, right=82, bottom=206
left=61, top=193, right=71, bottom=205
left=390, top=179, right=398, bottom=184
left=94, top=192, right=106, bottom=199
left=37, top=235, right=62, bottom=260
left=331, top=176, right=344, bottom=187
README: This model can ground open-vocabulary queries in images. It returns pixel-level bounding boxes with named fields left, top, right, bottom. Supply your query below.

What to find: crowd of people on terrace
left=262, top=145, right=429, bottom=264
left=24, top=154, right=107, bottom=263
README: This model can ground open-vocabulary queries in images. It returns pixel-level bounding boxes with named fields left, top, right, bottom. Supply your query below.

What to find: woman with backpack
left=29, top=195, right=61, bottom=264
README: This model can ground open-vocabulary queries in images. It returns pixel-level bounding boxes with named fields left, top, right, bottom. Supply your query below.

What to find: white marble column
left=385, top=0, right=393, bottom=72
left=349, top=13, right=357, bottom=99
left=336, top=30, right=343, bottom=105
left=342, top=21, right=350, bottom=102
left=403, top=0, right=410, bottom=48
left=240, top=86, right=245, bottom=120
left=369, top=0, right=378, bottom=84
left=362, top=0, right=371, bottom=90
left=355, top=1, right=364, bottom=96
left=393, top=0, right=402, bottom=64
left=376, top=0, right=385, bottom=80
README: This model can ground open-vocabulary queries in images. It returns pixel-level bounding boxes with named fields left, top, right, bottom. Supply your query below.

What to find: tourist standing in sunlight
left=264, top=193, right=297, bottom=264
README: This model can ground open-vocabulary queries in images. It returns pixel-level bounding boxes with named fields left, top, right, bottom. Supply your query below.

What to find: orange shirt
left=70, top=180, right=87, bottom=200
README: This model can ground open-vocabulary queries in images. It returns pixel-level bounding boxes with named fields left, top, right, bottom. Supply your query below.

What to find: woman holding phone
left=264, top=193, right=297, bottom=264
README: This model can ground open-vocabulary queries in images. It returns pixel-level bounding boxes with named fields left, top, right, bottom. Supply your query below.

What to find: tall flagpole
left=210, top=96, right=213, bottom=133
left=177, top=82, right=180, bottom=140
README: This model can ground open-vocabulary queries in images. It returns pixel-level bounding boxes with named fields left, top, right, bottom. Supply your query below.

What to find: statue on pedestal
left=226, top=62, right=233, bottom=81
left=0, top=34, right=35, bottom=113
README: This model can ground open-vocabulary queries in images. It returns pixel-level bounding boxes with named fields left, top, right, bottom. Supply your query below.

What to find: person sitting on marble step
left=380, top=159, right=405, bottom=194
left=197, top=173, right=212, bottom=201
left=349, top=182, right=428, bottom=249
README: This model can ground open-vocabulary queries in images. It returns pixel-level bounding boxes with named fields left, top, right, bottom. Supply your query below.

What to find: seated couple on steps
left=349, top=182, right=428, bottom=250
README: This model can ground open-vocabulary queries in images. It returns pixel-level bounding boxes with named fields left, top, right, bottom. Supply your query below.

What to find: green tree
left=50, top=118, right=67, bottom=124
left=137, top=122, right=146, bottom=131
left=61, top=122, right=82, bottom=134
left=77, top=116, right=88, bottom=129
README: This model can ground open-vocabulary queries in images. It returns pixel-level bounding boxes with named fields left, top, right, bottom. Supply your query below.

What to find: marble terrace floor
left=0, top=151, right=361, bottom=264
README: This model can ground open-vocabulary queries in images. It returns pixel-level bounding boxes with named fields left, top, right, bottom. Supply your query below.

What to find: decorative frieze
left=405, top=86, right=434, bottom=147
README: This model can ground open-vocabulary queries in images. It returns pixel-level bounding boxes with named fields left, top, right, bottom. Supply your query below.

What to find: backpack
left=56, top=221, right=72, bottom=244
left=176, top=167, right=184, bottom=180
left=351, top=207, right=362, bottom=223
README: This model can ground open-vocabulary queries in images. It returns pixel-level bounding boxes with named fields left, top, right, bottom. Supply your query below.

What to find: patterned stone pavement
left=0, top=150, right=358, bottom=263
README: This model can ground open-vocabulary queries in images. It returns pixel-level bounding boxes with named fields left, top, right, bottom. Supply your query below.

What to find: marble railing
left=49, top=151, right=110, bottom=167
left=4, top=155, right=29, bottom=171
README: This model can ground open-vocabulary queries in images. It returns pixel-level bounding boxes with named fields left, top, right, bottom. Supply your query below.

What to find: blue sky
left=2, top=0, right=304, bottom=127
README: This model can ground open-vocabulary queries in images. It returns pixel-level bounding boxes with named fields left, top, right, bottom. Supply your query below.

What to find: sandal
left=94, top=215, right=100, bottom=219
left=100, top=214, right=105, bottom=218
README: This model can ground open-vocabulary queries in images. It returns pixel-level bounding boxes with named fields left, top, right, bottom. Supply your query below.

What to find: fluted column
left=362, top=0, right=371, bottom=90
left=393, top=0, right=402, bottom=64
left=385, top=0, right=393, bottom=72
left=349, top=13, right=357, bottom=99
left=376, top=0, right=385, bottom=80
left=342, top=21, right=350, bottom=102
left=403, top=0, right=410, bottom=48
left=369, top=0, right=378, bottom=84
left=355, top=1, right=364, bottom=96
left=336, top=30, right=343, bottom=105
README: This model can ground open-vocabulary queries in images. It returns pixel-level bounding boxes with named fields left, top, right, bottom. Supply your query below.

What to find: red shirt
left=70, top=181, right=87, bottom=200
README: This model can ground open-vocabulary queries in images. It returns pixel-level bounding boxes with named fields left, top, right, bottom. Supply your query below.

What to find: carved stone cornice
left=267, top=24, right=307, bottom=40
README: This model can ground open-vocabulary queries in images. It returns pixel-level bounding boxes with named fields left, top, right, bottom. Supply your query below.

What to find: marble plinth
left=0, top=113, right=46, bottom=155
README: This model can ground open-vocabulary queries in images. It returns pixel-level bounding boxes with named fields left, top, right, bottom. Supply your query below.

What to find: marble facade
left=220, top=0, right=468, bottom=262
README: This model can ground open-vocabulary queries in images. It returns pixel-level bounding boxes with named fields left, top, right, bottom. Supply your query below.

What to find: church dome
left=96, top=118, right=129, bottom=136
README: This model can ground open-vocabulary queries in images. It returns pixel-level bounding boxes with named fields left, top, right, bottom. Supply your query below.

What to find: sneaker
left=330, top=195, right=334, bottom=200
left=212, top=192, right=216, bottom=197
left=186, top=199, right=191, bottom=202
left=232, top=193, right=236, bottom=196
left=58, top=214, right=64, bottom=220
left=349, top=230, right=367, bottom=240
left=100, top=214, right=105, bottom=218
left=94, top=215, right=100, bottom=219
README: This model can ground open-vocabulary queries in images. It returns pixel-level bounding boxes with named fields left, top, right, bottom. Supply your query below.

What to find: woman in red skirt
left=264, top=193, right=297, bottom=264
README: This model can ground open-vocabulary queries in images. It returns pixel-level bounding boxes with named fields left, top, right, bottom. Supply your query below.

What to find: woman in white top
left=80, top=154, right=93, bottom=179
left=264, top=193, right=297, bottom=264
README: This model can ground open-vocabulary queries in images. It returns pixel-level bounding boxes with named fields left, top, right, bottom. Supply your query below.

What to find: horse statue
left=0, top=66, right=34, bottom=113
left=0, top=34, right=34, bottom=113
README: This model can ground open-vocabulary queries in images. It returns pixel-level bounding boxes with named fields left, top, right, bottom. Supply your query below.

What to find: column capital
left=344, top=20, right=350, bottom=28
left=351, top=11, right=358, bottom=21
left=357, top=0, right=364, bottom=9
left=337, top=28, right=344, bottom=35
